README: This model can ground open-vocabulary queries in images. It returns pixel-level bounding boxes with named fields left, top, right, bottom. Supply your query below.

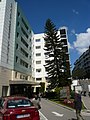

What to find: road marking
left=39, top=111, right=49, bottom=120
left=82, top=112, right=90, bottom=116
left=52, top=111, right=64, bottom=117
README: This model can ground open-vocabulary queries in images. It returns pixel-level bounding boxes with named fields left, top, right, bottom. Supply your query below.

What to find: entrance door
left=2, top=86, right=8, bottom=96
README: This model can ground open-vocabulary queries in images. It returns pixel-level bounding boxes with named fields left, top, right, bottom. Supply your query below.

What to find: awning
left=32, top=85, right=41, bottom=87
left=9, top=80, right=40, bottom=85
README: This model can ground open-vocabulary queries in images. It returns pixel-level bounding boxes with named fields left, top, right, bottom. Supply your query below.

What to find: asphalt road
left=39, top=98, right=90, bottom=120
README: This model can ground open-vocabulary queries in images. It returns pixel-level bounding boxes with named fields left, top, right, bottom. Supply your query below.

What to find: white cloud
left=73, top=28, right=90, bottom=54
left=72, top=9, right=79, bottom=15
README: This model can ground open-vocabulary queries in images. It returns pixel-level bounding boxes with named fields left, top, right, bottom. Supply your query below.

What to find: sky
left=16, top=0, right=90, bottom=69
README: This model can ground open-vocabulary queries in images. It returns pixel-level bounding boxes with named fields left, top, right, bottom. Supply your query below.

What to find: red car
left=0, top=96, right=40, bottom=120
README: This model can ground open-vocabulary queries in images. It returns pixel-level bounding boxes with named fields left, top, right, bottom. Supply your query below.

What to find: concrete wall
left=0, top=66, right=12, bottom=96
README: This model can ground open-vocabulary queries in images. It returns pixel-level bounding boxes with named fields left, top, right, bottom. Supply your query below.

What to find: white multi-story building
left=0, top=0, right=38, bottom=97
left=32, top=33, right=48, bottom=92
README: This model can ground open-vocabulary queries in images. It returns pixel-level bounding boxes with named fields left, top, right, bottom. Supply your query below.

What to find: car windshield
left=7, top=99, right=32, bottom=108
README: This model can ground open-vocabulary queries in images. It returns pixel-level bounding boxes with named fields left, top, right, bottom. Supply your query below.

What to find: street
left=39, top=98, right=90, bottom=120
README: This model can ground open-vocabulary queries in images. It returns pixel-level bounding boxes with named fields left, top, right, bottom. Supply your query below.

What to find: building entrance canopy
left=9, top=80, right=40, bottom=85
left=9, top=80, right=40, bottom=98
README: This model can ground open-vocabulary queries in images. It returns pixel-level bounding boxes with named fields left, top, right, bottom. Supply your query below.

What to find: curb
left=46, top=98, right=90, bottom=113
left=86, top=110, right=90, bottom=113
left=46, top=99, right=74, bottom=111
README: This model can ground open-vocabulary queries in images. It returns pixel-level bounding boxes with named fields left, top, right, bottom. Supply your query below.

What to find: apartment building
left=0, top=0, right=38, bottom=97
left=72, top=46, right=90, bottom=79
left=32, top=27, right=71, bottom=92
left=32, top=33, right=48, bottom=92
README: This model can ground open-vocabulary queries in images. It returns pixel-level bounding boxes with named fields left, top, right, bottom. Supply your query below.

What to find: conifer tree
left=44, top=19, right=72, bottom=89
left=44, top=19, right=63, bottom=89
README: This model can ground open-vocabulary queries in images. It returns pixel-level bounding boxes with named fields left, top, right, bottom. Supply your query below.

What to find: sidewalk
left=82, top=95, right=90, bottom=112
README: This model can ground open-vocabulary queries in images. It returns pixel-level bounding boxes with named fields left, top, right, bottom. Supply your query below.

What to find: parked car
left=0, top=96, right=40, bottom=120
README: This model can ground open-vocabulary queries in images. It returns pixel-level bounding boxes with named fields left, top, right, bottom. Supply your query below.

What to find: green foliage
left=44, top=19, right=63, bottom=89
left=70, top=90, right=75, bottom=99
left=39, top=82, right=45, bottom=93
left=45, top=92, right=57, bottom=99
left=54, top=87, right=63, bottom=99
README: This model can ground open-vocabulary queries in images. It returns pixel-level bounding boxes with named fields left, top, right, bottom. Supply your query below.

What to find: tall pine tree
left=44, top=19, right=72, bottom=89
left=44, top=19, right=66, bottom=89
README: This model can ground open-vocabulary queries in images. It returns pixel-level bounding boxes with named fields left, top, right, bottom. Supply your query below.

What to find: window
left=15, top=72, right=17, bottom=78
left=22, top=18, right=28, bottom=30
left=29, top=56, right=31, bottom=59
left=20, top=59, right=28, bottom=68
left=17, top=22, right=20, bottom=26
left=20, top=75, right=28, bottom=80
left=36, top=46, right=41, bottom=49
left=16, top=56, right=18, bottom=63
left=17, top=32, right=19, bottom=38
left=20, top=48, right=28, bottom=58
left=36, top=78, right=42, bottom=81
left=21, top=27, right=28, bottom=39
left=60, top=29, right=66, bottom=34
left=7, top=99, right=32, bottom=108
left=61, top=39, right=67, bottom=45
left=29, top=39, right=31, bottom=42
left=36, top=69, right=41, bottom=72
left=36, top=61, right=41, bottom=64
left=16, top=44, right=18, bottom=49
left=29, top=30, right=31, bottom=34
left=35, top=39, right=40, bottom=42
left=17, top=12, right=20, bottom=17
left=29, top=47, right=31, bottom=50
left=21, top=37, right=28, bottom=48
left=29, top=65, right=31, bottom=68
left=61, top=34, right=66, bottom=38
left=36, top=53, right=41, bottom=56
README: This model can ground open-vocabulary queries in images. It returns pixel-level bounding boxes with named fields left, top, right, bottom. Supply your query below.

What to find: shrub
left=63, top=99, right=74, bottom=108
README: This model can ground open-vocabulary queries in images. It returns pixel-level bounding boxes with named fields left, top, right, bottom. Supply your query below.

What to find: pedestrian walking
left=32, top=95, right=41, bottom=110
left=37, top=93, right=41, bottom=102
left=74, top=91, right=84, bottom=120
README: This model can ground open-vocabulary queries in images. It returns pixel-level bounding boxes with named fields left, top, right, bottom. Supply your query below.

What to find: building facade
left=32, top=33, right=48, bottom=92
left=32, top=27, right=71, bottom=92
left=0, top=0, right=38, bottom=97
left=0, top=0, right=17, bottom=96
left=0, top=0, right=71, bottom=97
left=59, top=27, right=71, bottom=74
left=72, top=46, right=90, bottom=79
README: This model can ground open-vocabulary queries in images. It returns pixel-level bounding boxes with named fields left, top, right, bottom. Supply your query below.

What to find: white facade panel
left=0, top=0, right=17, bottom=69
left=32, top=33, right=46, bottom=83
left=0, top=0, right=17, bottom=96
left=0, top=0, right=6, bottom=60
